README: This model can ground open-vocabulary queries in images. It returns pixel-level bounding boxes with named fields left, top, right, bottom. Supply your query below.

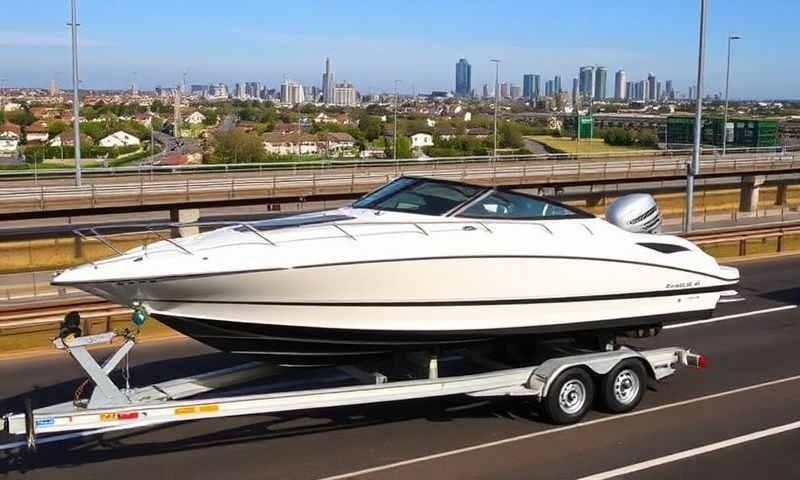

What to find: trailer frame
left=1, top=329, right=705, bottom=452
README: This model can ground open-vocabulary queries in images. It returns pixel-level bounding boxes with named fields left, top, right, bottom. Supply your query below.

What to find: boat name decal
left=666, top=281, right=701, bottom=289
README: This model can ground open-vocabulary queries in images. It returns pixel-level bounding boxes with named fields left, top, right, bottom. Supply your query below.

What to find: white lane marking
left=317, top=373, right=800, bottom=480
left=665, top=304, right=797, bottom=330
left=577, top=420, right=800, bottom=480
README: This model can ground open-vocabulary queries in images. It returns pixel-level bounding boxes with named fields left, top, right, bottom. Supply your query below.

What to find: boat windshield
left=352, top=177, right=484, bottom=216
left=235, top=214, right=355, bottom=232
left=456, top=190, right=587, bottom=219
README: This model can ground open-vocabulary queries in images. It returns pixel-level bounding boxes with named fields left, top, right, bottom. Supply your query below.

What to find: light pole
left=393, top=80, right=401, bottom=160
left=491, top=59, right=500, bottom=163
left=684, top=0, right=707, bottom=234
left=69, top=0, right=82, bottom=187
left=722, top=35, right=741, bottom=156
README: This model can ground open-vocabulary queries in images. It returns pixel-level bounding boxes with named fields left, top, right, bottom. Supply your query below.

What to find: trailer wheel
left=542, top=367, right=594, bottom=424
left=599, top=359, right=646, bottom=413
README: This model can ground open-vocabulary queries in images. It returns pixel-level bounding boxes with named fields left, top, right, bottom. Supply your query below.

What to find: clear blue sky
left=1, top=0, right=798, bottom=99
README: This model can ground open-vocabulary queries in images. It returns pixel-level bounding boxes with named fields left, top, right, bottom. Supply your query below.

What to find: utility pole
left=685, top=0, right=707, bottom=234
left=491, top=59, right=500, bottom=165
left=722, top=35, right=741, bottom=156
left=69, top=0, right=82, bottom=186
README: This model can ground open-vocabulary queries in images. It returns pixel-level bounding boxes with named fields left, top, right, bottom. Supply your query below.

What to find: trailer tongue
left=2, top=328, right=705, bottom=453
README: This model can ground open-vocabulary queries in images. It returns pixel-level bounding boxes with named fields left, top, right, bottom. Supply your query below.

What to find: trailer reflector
left=100, top=412, right=140, bottom=422
left=175, top=404, right=219, bottom=415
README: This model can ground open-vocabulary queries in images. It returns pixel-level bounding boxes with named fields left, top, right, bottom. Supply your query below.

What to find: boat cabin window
left=456, top=191, right=582, bottom=219
left=353, top=178, right=482, bottom=216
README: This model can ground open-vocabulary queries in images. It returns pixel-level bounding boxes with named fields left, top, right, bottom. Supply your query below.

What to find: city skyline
left=2, top=0, right=799, bottom=99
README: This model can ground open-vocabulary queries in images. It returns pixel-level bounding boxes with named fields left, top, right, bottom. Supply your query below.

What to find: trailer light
left=117, top=412, right=139, bottom=420
left=685, top=353, right=707, bottom=369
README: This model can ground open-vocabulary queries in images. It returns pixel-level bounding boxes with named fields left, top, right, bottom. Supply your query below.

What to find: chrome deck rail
left=71, top=218, right=558, bottom=258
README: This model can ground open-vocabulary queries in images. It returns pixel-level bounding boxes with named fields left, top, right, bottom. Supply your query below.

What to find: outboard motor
left=606, top=193, right=662, bottom=234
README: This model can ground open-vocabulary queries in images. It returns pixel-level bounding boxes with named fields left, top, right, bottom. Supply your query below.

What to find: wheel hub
left=613, top=369, right=640, bottom=405
left=559, top=379, right=586, bottom=414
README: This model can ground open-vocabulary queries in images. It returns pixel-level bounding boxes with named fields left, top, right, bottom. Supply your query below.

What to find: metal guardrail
left=0, top=152, right=798, bottom=215
left=0, top=145, right=791, bottom=180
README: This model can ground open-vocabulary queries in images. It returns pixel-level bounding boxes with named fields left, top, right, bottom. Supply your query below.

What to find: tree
left=499, top=122, right=523, bottom=149
left=358, top=114, right=383, bottom=141
left=6, top=110, right=36, bottom=127
left=199, top=107, right=218, bottom=126
left=80, top=106, right=98, bottom=121
left=48, top=120, right=68, bottom=137
left=384, top=135, right=411, bottom=159
left=211, top=129, right=264, bottom=163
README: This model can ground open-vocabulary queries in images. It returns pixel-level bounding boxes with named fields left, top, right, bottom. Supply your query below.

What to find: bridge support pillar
left=170, top=208, right=200, bottom=237
left=739, top=175, right=766, bottom=212
left=776, top=183, right=789, bottom=206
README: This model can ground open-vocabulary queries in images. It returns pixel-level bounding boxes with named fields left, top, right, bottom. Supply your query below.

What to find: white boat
left=53, top=176, right=739, bottom=364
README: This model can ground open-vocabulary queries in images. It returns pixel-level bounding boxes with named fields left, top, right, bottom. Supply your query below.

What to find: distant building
left=209, top=83, right=229, bottom=99
left=333, top=82, right=357, bottom=107
left=280, top=80, right=305, bottom=105
left=455, top=58, right=472, bottom=97
left=25, top=121, right=49, bottom=144
left=656, top=81, right=662, bottom=102
left=594, top=66, right=607, bottom=100
left=626, top=81, right=634, bottom=100
left=99, top=131, right=141, bottom=148
left=665, top=80, right=674, bottom=100
left=647, top=73, right=656, bottom=102
left=48, top=131, right=91, bottom=147
left=579, top=66, right=595, bottom=99
left=262, top=132, right=319, bottom=156
left=554, top=76, right=562, bottom=94
left=510, top=84, right=522, bottom=99
left=545, top=80, right=554, bottom=97
left=245, top=81, right=263, bottom=99
left=482, top=83, right=490, bottom=99
left=322, top=57, right=335, bottom=104
left=523, top=74, right=535, bottom=98
left=0, top=123, right=20, bottom=154
left=571, top=77, right=579, bottom=106
left=49, top=79, right=59, bottom=96
left=614, top=69, right=626, bottom=100
left=500, top=82, right=509, bottom=98
left=185, top=111, right=207, bottom=125
left=410, top=132, right=434, bottom=149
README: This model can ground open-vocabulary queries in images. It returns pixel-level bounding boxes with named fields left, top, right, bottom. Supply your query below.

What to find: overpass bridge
left=0, top=151, right=797, bottom=221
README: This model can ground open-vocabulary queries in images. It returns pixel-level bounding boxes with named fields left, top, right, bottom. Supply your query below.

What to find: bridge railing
left=0, top=152, right=796, bottom=213
left=0, top=145, right=792, bottom=180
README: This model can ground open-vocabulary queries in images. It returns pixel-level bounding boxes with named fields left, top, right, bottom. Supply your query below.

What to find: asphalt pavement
left=1, top=255, right=800, bottom=479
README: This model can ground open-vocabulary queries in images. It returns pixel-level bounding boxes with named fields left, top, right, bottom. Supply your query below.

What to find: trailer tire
left=542, top=367, right=594, bottom=425
left=599, top=359, right=646, bottom=413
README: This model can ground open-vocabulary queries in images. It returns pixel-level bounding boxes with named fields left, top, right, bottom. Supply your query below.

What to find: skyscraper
left=49, top=79, right=59, bottom=96
left=523, top=74, right=535, bottom=98
left=572, top=77, right=578, bottom=105
left=455, top=58, right=472, bottom=97
left=656, top=81, right=662, bottom=102
left=579, top=66, right=595, bottom=99
left=500, top=82, right=509, bottom=98
left=534, top=75, right=541, bottom=98
left=322, top=58, right=335, bottom=104
left=665, top=80, right=674, bottom=100
left=510, top=84, right=522, bottom=99
left=281, top=80, right=305, bottom=105
left=554, top=76, right=562, bottom=94
left=626, top=81, right=633, bottom=100
left=614, top=69, right=626, bottom=100
left=234, top=82, right=246, bottom=99
left=482, top=83, right=490, bottom=99
left=333, top=82, right=357, bottom=106
left=594, top=66, right=607, bottom=100
left=647, top=73, right=656, bottom=102
left=545, top=80, right=554, bottom=97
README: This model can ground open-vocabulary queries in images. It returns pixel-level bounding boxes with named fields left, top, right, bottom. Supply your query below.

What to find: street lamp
left=69, top=0, right=82, bottom=187
left=393, top=80, right=401, bottom=160
left=722, top=35, right=741, bottom=156
left=684, top=0, right=708, bottom=234
left=491, top=59, right=500, bottom=163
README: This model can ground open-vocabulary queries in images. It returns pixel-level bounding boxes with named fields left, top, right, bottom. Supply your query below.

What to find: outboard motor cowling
left=606, top=193, right=662, bottom=234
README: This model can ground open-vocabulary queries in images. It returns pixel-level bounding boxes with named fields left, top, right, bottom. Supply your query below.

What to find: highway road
left=2, top=255, right=800, bottom=478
